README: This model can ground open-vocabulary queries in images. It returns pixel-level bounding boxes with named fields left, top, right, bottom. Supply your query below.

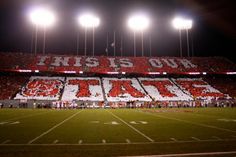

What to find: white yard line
left=28, top=110, right=83, bottom=144
left=139, top=110, right=236, bottom=134
left=106, top=110, right=154, bottom=142
left=122, top=151, right=236, bottom=157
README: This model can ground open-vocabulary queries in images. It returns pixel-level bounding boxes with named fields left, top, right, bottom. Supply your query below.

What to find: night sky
left=0, top=0, right=235, bottom=62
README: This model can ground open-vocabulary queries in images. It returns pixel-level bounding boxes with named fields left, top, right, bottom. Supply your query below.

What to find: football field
left=0, top=108, right=236, bottom=157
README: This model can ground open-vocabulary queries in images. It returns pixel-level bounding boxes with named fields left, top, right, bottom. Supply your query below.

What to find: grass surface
left=0, top=108, right=236, bottom=156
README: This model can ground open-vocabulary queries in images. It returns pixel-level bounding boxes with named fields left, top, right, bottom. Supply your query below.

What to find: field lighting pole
left=149, top=35, right=152, bottom=57
left=79, top=13, right=100, bottom=57
left=191, top=32, right=194, bottom=57
left=43, top=26, right=46, bottom=54
left=29, top=7, right=56, bottom=55
left=84, top=27, right=87, bottom=56
left=185, top=20, right=192, bottom=57
left=113, top=31, right=116, bottom=56
left=34, top=24, right=38, bottom=55
left=141, top=31, right=144, bottom=57
left=133, top=31, right=136, bottom=57
left=106, top=32, right=109, bottom=56
left=173, top=17, right=192, bottom=57
left=120, top=33, right=123, bottom=56
left=179, top=29, right=183, bottom=57
left=76, top=30, right=79, bottom=55
left=92, top=26, right=95, bottom=56
left=128, top=14, right=149, bottom=57
left=186, top=29, right=190, bottom=57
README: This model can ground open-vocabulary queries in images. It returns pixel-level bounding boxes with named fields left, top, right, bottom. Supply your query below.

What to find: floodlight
left=127, top=14, right=150, bottom=57
left=78, top=13, right=100, bottom=56
left=128, top=15, right=150, bottom=31
left=29, top=7, right=56, bottom=27
left=172, top=17, right=192, bottom=30
left=79, top=14, right=100, bottom=28
left=172, top=17, right=193, bottom=57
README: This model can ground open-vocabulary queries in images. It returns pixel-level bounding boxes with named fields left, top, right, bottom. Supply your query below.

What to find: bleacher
left=0, top=52, right=235, bottom=108
left=0, top=52, right=236, bottom=74
left=11, top=76, right=231, bottom=102
left=0, top=76, right=29, bottom=100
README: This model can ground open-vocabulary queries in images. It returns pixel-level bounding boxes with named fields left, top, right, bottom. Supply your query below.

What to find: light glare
left=172, top=17, right=192, bottom=30
left=79, top=14, right=100, bottom=28
left=128, top=15, right=150, bottom=31
left=29, top=7, right=56, bottom=27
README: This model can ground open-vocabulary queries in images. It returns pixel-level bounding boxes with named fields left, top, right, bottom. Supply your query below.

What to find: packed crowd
left=0, top=52, right=235, bottom=109
left=0, top=75, right=235, bottom=108
left=204, top=77, right=236, bottom=98
left=0, top=52, right=236, bottom=74
left=0, top=52, right=35, bottom=70
left=13, top=76, right=230, bottom=102
left=0, top=76, right=29, bottom=100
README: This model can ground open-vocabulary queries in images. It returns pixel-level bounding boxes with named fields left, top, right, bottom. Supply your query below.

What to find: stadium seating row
left=0, top=76, right=29, bottom=100
left=0, top=52, right=236, bottom=74
left=12, top=76, right=230, bottom=101
left=204, top=77, right=236, bottom=98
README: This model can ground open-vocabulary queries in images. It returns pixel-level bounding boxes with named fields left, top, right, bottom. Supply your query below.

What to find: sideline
left=121, top=151, right=236, bottom=157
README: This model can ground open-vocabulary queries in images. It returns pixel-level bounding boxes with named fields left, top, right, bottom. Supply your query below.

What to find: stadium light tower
left=172, top=17, right=193, bottom=57
left=79, top=13, right=100, bottom=56
left=128, top=14, right=150, bottom=57
left=29, top=7, right=56, bottom=55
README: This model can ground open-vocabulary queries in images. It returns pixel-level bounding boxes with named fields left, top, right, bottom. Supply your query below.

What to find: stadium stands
left=13, top=76, right=230, bottom=102
left=0, top=52, right=235, bottom=107
left=139, top=78, right=192, bottom=101
left=62, top=77, right=104, bottom=101
left=0, top=52, right=236, bottom=74
left=15, top=76, right=64, bottom=100
left=0, top=76, right=29, bottom=100
left=173, top=78, right=226, bottom=100
left=204, top=77, right=236, bottom=98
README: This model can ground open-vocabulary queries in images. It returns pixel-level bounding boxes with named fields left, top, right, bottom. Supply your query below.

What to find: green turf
left=0, top=108, right=236, bottom=157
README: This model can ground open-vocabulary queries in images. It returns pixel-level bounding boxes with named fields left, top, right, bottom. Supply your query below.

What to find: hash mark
left=2, top=140, right=11, bottom=144
left=126, top=139, right=131, bottom=143
left=191, top=137, right=200, bottom=141
left=170, top=138, right=177, bottom=142
left=53, top=140, right=58, bottom=144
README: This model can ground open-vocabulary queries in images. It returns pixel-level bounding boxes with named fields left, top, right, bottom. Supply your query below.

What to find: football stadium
left=0, top=0, right=236, bottom=157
